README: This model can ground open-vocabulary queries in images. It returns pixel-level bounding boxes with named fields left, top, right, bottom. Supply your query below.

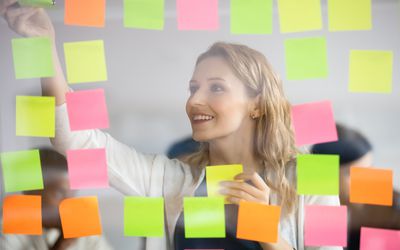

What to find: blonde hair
left=186, top=42, right=298, bottom=214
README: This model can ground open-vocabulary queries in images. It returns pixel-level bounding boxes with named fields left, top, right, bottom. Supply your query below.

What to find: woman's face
left=186, top=56, right=257, bottom=142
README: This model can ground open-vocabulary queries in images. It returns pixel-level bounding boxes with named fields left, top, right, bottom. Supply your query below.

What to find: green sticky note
left=1, top=149, right=43, bottom=192
left=19, top=0, right=54, bottom=7
left=230, top=0, right=273, bottom=34
left=297, top=154, right=339, bottom=195
left=206, top=164, right=243, bottom=203
left=124, top=0, right=164, bottom=30
left=284, top=37, right=328, bottom=80
left=349, top=50, right=393, bottom=93
left=12, top=37, right=54, bottom=79
left=64, top=40, right=108, bottom=84
left=16, top=96, right=55, bottom=137
left=328, top=0, right=371, bottom=31
left=184, top=197, right=225, bottom=238
left=124, top=197, right=164, bottom=237
left=277, top=0, right=322, bottom=33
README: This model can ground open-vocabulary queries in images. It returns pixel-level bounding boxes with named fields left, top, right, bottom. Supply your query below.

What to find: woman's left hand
left=219, top=172, right=270, bottom=205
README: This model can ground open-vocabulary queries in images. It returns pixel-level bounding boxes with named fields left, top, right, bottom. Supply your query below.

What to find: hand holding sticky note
left=206, top=164, right=243, bottom=203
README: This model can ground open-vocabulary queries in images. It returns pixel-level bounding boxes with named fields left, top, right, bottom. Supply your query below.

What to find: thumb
left=0, top=0, right=18, bottom=17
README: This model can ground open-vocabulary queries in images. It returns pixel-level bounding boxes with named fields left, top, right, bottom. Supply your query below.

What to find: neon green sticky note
left=349, top=50, right=393, bottom=93
left=12, top=37, right=54, bottom=79
left=230, top=0, right=273, bottom=34
left=64, top=40, right=108, bottom=84
left=297, top=154, right=339, bottom=195
left=124, top=0, right=164, bottom=30
left=19, top=0, right=54, bottom=7
left=328, top=0, right=371, bottom=31
left=16, top=96, right=55, bottom=137
left=284, top=37, right=328, bottom=80
left=184, top=197, right=225, bottom=238
left=206, top=164, right=243, bottom=203
left=277, top=0, right=322, bottom=33
left=1, top=149, right=43, bottom=193
left=124, top=197, right=164, bottom=237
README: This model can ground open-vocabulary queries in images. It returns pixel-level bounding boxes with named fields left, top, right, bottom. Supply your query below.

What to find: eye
left=189, top=85, right=199, bottom=95
left=210, top=83, right=224, bottom=92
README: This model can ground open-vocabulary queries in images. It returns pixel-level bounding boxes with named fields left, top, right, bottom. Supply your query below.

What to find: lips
left=191, top=113, right=215, bottom=124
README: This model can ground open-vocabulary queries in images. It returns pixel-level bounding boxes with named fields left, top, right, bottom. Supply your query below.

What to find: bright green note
left=64, top=40, right=108, bottom=84
left=124, top=197, right=164, bottom=237
left=230, top=0, right=273, bottom=34
left=277, top=0, right=322, bottom=33
left=12, top=37, right=54, bottom=79
left=297, top=154, right=339, bottom=195
left=16, top=96, right=55, bottom=137
left=349, top=50, right=393, bottom=93
left=284, top=37, right=328, bottom=80
left=328, top=0, right=371, bottom=31
left=124, top=0, right=164, bottom=30
left=206, top=164, right=243, bottom=203
left=184, top=197, right=225, bottom=238
left=19, top=0, right=54, bottom=7
left=1, top=149, right=43, bottom=192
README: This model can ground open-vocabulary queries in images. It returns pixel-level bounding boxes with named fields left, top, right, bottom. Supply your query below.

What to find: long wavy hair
left=186, top=42, right=298, bottom=214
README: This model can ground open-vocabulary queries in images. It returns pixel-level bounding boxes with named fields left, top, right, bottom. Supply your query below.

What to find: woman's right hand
left=2, top=2, right=55, bottom=39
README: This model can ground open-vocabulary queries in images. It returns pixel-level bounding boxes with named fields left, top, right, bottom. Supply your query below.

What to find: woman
left=2, top=2, right=341, bottom=250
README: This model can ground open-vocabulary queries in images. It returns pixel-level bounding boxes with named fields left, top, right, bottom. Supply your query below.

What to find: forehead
left=192, top=56, right=236, bottom=80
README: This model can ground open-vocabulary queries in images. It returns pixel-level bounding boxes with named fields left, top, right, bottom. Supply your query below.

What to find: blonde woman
left=2, top=2, right=341, bottom=250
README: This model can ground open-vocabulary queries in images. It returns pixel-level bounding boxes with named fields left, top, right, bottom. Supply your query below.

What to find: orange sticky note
left=237, top=201, right=281, bottom=243
left=65, top=0, right=105, bottom=27
left=59, top=196, right=102, bottom=238
left=350, top=166, right=393, bottom=206
left=3, top=195, right=42, bottom=235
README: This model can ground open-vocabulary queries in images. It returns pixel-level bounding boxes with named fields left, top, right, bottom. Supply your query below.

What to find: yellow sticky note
left=328, top=0, right=371, bottom=31
left=349, top=50, right=393, bottom=93
left=277, top=0, right=322, bottom=33
left=64, top=40, right=108, bottom=84
left=206, top=164, right=243, bottom=203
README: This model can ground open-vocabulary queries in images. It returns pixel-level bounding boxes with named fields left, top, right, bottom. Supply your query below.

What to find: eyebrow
left=189, top=77, right=226, bottom=84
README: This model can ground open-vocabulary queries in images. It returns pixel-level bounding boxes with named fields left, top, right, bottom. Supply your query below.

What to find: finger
left=235, top=172, right=269, bottom=191
left=0, top=0, right=18, bottom=16
left=220, top=187, right=258, bottom=202
left=220, top=181, right=262, bottom=198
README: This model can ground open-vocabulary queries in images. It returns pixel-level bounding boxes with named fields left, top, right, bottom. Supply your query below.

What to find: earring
left=251, top=113, right=256, bottom=119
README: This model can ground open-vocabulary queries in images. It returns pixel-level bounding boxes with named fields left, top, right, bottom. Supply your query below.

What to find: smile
left=192, top=114, right=214, bottom=122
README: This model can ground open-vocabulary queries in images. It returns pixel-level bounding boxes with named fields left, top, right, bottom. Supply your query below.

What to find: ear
left=249, top=94, right=262, bottom=118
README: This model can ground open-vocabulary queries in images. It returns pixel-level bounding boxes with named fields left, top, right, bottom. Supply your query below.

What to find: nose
left=187, top=88, right=207, bottom=107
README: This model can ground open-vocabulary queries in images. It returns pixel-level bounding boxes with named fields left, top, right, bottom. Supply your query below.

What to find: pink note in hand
left=66, top=89, right=109, bottom=131
left=291, top=100, right=337, bottom=146
left=177, top=0, right=219, bottom=30
left=305, top=205, right=347, bottom=247
left=66, top=148, right=109, bottom=189
left=360, top=227, right=400, bottom=250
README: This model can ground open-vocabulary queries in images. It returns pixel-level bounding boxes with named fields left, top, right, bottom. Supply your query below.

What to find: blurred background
left=0, top=0, right=399, bottom=249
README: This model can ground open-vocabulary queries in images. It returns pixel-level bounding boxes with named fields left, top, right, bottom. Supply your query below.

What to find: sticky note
left=124, top=197, right=164, bottom=237
left=291, top=100, right=337, bottom=146
left=65, top=0, right=105, bottom=27
left=360, top=227, right=400, bottom=250
left=183, top=197, right=225, bottom=238
left=230, top=0, right=273, bottom=34
left=66, top=148, right=109, bottom=189
left=284, top=37, right=328, bottom=80
left=12, top=37, right=54, bottom=79
left=66, top=89, right=109, bottom=131
left=18, top=0, right=54, bottom=7
left=2, top=195, right=42, bottom=235
left=16, top=96, right=55, bottom=137
left=1, top=149, right=43, bottom=193
left=206, top=164, right=243, bottom=203
left=349, top=50, right=393, bottom=93
left=177, top=0, right=219, bottom=30
left=277, top=0, right=322, bottom=33
left=350, top=166, right=393, bottom=206
left=305, top=205, right=347, bottom=246
left=59, top=196, right=102, bottom=238
left=328, top=0, right=371, bottom=31
left=124, top=0, right=164, bottom=30
left=64, top=40, right=107, bottom=84
left=237, top=201, right=281, bottom=243
left=297, top=154, right=339, bottom=195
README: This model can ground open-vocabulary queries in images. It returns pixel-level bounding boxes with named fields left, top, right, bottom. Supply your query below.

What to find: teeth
left=193, top=115, right=214, bottom=121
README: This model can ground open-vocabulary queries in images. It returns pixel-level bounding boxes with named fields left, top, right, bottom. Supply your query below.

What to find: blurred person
left=0, top=148, right=113, bottom=250
left=311, top=123, right=400, bottom=250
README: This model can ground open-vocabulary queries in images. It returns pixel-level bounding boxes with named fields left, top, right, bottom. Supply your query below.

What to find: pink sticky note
left=66, top=148, right=109, bottom=189
left=177, top=0, right=219, bottom=30
left=360, top=227, right=400, bottom=250
left=291, top=100, right=337, bottom=146
left=66, top=89, right=109, bottom=131
left=305, top=205, right=347, bottom=247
